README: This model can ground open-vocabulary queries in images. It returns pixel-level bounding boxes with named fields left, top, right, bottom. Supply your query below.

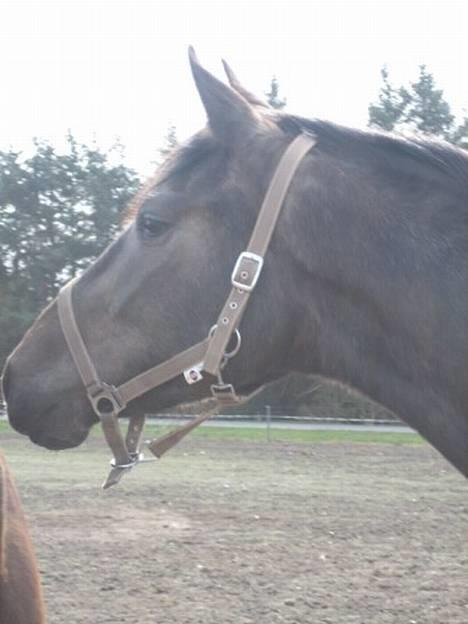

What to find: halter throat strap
left=57, top=132, right=316, bottom=487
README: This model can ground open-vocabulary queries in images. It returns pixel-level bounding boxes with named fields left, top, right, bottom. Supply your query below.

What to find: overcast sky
left=1, top=0, right=467, bottom=174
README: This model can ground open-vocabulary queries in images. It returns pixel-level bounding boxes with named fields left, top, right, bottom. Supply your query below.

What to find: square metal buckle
left=86, top=381, right=126, bottom=417
left=210, top=383, right=240, bottom=406
left=231, top=252, right=264, bottom=292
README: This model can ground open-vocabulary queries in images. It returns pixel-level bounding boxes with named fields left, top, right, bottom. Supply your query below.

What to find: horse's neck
left=286, top=164, right=468, bottom=476
left=294, top=271, right=429, bottom=418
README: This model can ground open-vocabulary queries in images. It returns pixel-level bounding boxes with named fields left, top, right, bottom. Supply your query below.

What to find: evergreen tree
left=368, top=67, right=410, bottom=131
left=158, top=125, right=178, bottom=161
left=451, top=117, right=468, bottom=150
left=406, top=65, right=454, bottom=138
left=265, top=76, right=286, bottom=110
left=369, top=65, right=468, bottom=147
left=0, top=135, right=140, bottom=366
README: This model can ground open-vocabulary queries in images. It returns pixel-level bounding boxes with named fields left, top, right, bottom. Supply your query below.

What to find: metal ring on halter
left=208, top=325, right=242, bottom=359
left=109, top=451, right=155, bottom=469
left=110, top=457, right=138, bottom=469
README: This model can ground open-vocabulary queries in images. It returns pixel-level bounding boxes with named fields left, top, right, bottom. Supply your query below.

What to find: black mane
left=157, top=131, right=215, bottom=184
left=124, top=132, right=216, bottom=223
left=163, top=113, right=468, bottom=192
left=278, top=114, right=468, bottom=187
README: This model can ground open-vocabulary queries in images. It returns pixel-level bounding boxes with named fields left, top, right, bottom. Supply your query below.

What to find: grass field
left=1, top=425, right=467, bottom=624
left=155, top=423, right=423, bottom=444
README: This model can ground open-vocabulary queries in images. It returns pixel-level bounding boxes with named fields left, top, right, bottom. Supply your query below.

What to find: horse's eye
left=138, top=213, right=171, bottom=238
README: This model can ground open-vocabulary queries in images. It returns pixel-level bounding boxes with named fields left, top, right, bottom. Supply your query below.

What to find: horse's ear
left=221, top=59, right=270, bottom=109
left=189, top=47, right=258, bottom=141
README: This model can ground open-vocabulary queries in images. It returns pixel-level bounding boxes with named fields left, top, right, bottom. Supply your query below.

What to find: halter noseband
left=57, top=132, right=316, bottom=488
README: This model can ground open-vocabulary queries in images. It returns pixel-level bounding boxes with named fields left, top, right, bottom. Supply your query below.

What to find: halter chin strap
left=57, top=132, right=316, bottom=488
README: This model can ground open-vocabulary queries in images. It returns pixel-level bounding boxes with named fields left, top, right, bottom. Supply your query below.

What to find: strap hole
left=229, top=302, right=238, bottom=310
left=221, top=317, right=229, bottom=325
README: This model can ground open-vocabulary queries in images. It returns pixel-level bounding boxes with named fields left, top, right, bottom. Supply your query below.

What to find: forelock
left=122, top=130, right=219, bottom=225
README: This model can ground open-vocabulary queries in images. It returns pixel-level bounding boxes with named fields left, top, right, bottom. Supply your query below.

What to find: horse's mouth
left=6, top=393, right=94, bottom=451
left=28, top=427, right=89, bottom=450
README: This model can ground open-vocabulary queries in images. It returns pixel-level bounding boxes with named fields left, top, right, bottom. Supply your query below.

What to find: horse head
left=2, top=50, right=311, bottom=451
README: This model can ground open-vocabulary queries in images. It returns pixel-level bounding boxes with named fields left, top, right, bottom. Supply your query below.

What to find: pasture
left=2, top=425, right=468, bottom=624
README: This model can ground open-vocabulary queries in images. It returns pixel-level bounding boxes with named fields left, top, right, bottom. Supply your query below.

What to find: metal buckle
left=231, top=252, right=264, bottom=292
left=110, top=451, right=155, bottom=469
left=86, top=381, right=126, bottom=418
left=102, top=452, right=155, bottom=489
left=210, top=383, right=240, bottom=405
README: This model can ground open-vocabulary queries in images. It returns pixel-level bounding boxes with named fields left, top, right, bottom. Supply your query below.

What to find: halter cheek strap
left=57, top=132, right=316, bottom=488
left=204, top=132, right=317, bottom=377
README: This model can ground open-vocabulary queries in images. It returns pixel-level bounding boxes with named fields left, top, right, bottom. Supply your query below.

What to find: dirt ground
left=3, top=433, right=468, bottom=624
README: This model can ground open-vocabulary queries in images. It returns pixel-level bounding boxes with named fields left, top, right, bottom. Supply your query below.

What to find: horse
left=3, top=48, right=468, bottom=480
left=0, top=451, right=46, bottom=623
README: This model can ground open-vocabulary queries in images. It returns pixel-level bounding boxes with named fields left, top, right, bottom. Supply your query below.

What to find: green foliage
left=406, top=65, right=455, bottom=137
left=450, top=117, right=468, bottom=149
left=0, top=134, right=140, bottom=366
left=369, top=65, right=468, bottom=146
left=265, top=76, right=286, bottom=110
left=368, top=67, right=411, bottom=132
left=158, top=124, right=178, bottom=162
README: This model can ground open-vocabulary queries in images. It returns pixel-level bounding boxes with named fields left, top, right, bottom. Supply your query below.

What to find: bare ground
left=3, top=434, right=468, bottom=624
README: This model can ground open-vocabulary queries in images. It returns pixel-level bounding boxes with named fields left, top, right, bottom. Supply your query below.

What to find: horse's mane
left=278, top=114, right=468, bottom=186
left=123, top=132, right=214, bottom=224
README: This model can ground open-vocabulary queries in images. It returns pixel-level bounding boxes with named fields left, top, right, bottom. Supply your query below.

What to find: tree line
left=0, top=136, right=140, bottom=364
left=1, top=68, right=466, bottom=418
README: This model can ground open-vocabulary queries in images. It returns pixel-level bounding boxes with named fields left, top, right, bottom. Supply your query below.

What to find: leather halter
left=57, top=132, right=316, bottom=488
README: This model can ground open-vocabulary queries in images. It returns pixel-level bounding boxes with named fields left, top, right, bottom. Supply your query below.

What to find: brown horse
left=3, top=49, right=468, bottom=479
left=0, top=452, right=46, bottom=623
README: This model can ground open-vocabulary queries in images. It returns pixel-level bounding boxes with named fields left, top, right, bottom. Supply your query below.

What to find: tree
left=406, top=65, right=455, bottom=138
left=265, top=76, right=286, bottom=110
left=0, top=134, right=140, bottom=366
left=451, top=117, right=468, bottom=150
left=368, top=65, right=468, bottom=146
left=368, top=67, right=411, bottom=132
left=158, top=125, right=178, bottom=162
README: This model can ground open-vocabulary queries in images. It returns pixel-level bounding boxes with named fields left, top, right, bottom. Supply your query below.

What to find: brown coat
left=0, top=453, right=45, bottom=624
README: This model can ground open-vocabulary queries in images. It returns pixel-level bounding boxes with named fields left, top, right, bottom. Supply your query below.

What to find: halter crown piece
left=57, top=133, right=316, bottom=488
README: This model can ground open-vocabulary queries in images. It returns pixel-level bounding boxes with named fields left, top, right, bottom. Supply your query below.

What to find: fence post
left=266, top=404, right=271, bottom=442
